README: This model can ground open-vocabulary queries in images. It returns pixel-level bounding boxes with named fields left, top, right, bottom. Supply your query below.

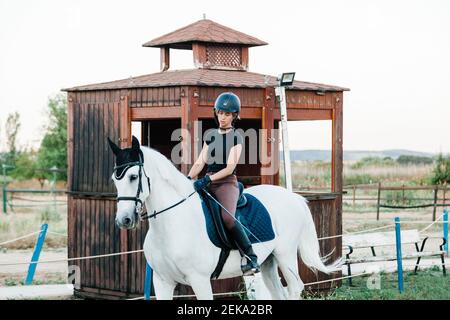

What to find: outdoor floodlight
left=279, top=72, right=296, bottom=87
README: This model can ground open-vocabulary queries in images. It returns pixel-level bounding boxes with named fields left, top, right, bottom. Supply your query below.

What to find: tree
left=36, top=94, right=67, bottom=181
left=3, top=112, right=21, bottom=167
left=431, top=153, right=450, bottom=185
left=397, top=155, right=433, bottom=165
left=10, top=149, right=38, bottom=180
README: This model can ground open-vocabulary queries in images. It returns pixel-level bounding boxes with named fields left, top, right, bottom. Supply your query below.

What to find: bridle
left=113, top=152, right=151, bottom=218
left=113, top=152, right=196, bottom=221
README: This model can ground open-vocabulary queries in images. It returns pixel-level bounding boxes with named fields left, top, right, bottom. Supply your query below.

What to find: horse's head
left=108, top=136, right=151, bottom=230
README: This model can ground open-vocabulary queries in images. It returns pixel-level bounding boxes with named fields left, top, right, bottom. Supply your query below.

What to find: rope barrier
left=46, top=231, right=68, bottom=237
left=0, top=249, right=144, bottom=266
left=10, top=196, right=66, bottom=203
left=318, top=224, right=395, bottom=241
left=395, top=221, right=448, bottom=224
left=419, top=213, right=444, bottom=233
left=0, top=231, right=41, bottom=247
left=304, top=271, right=370, bottom=286
left=319, top=215, right=449, bottom=241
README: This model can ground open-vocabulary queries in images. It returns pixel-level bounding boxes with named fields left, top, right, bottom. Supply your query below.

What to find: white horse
left=108, top=137, right=340, bottom=300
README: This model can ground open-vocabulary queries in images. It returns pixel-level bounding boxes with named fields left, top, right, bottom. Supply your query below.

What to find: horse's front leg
left=188, top=275, right=213, bottom=300
left=153, top=272, right=177, bottom=300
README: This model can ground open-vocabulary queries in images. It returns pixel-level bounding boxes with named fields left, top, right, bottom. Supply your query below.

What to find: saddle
left=198, top=182, right=275, bottom=279
left=202, top=182, right=247, bottom=249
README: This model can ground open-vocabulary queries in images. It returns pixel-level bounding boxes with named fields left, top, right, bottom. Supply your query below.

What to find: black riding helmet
left=213, top=92, right=241, bottom=127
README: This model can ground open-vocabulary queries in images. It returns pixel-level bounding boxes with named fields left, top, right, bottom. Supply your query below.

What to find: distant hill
left=280, top=149, right=436, bottom=161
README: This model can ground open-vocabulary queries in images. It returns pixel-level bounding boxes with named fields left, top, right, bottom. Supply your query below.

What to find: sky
left=0, top=0, right=449, bottom=153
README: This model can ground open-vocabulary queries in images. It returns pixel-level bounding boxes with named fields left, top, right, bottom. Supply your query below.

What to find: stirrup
left=241, top=261, right=260, bottom=276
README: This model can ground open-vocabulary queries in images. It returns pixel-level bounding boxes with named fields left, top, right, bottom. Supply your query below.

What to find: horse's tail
left=296, top=196, right=342, bottom=274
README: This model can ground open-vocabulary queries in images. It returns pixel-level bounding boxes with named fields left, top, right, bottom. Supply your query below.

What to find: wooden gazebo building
left=64, top=18, right=349, bottom=299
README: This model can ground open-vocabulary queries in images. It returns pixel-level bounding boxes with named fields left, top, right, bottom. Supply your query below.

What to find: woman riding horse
left=187, top=92, right=260, bottom=276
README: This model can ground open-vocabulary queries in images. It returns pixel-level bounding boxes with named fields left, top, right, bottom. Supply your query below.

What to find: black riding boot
left=229, top=223, right=260, bottom=275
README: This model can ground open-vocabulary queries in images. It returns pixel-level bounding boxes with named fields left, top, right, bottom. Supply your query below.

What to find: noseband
left=113, top=153, right=151, bottom=217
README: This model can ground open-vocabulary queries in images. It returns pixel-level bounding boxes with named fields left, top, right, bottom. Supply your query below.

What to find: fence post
left=144, top=263, right=153, bottom=300
left=25, top=223, right=48, bottom=285
left=443, top=183, right=447, bottom=206
left=444, top=209, right=448, bottom=254
left=402, top=184, right=405, bottom=205
left=2, top=185, right=6, bottom=214
left=432, top=186, right=438, bottom=221
left=352, top=185, right=356, bottom=208
left=376, top=182, right=381, bottom=221
left=394, top=217, right=404, bottom=293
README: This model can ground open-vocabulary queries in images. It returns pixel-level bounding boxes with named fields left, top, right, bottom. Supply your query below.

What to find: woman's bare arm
left=188, top=143, right=209, bottom=179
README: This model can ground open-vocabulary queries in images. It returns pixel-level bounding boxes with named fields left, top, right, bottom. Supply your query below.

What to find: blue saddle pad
left=201, top=193, right=275, bottom=248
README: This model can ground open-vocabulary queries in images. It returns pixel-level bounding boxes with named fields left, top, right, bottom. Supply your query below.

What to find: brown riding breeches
left=206, top=173, right=239, bottom=230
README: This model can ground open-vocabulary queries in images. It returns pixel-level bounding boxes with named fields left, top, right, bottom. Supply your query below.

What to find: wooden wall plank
left=198, top=87, right=263, bottom=107
left=131, top=106, right=181, bottom=120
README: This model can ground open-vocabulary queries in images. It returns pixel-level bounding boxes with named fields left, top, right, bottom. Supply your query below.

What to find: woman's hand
left=193, top=175, right=211, bottom=192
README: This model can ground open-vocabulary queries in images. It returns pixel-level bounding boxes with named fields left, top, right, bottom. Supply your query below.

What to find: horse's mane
left=141, top=146, right=194, bottom=195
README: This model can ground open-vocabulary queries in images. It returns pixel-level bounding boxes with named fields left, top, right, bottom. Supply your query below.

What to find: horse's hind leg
left=260, top=254, right=286, bottom=299
left=276, top=253, right=304, bottom=300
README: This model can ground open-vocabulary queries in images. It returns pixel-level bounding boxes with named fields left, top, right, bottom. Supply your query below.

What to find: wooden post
left=180, top=86, right=197, bottom=175
left=352, top=185, right=356, bottom=208
left=331, top=92, right=344, bottom=281
left=443, top=183, right=447, bottom=206
left=261, top=88, right=275, bottom=185
left=160, top=47, right=170, bottom=72
left=119, top=94, right=131, bottom=148
left=376, top=182, right=381, bottom=221
left=402, top=184, right=405, bottom=205
left=192, top=43, right=207, bottom=68
left=241, top=47, right=249, bottom=71
left=119, top=92, right=130, bottom=292
left=432, top=186, right=438, bottom=221
left=67, top=94, right=74, bottom=193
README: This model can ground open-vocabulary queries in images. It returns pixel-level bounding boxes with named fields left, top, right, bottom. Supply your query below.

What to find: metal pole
left=394, top=217, right=404, bottom=293
left=25, top=223, right=48, bottom=285
left=444, top=209, right=448, bottom=254
left=144, top=263, right=153, bottom=300
left=276, top=86, right=292, bottom=192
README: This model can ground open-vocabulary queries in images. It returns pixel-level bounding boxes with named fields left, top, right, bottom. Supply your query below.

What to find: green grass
left=305, top=267, right=450, bottom=300
left=0, top=272, right=68, bottom=287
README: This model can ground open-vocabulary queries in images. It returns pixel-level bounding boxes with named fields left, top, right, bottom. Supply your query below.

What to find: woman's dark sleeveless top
left=204, top=129, right=243, bottom=175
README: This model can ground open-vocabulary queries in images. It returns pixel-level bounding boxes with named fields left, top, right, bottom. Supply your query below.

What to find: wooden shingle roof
left=63, top=69, right=349, bottom=92
left=142, top=19, right=268, bottom=49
